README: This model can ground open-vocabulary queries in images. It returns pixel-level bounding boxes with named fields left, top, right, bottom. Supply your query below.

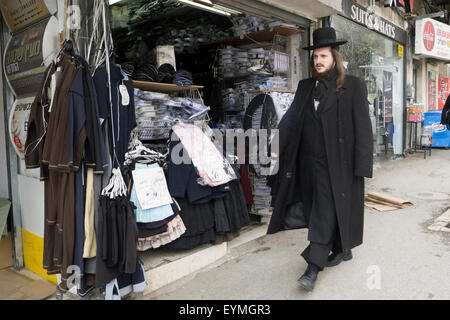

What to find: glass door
left=427, top=65, right=438, bottom=111
left=331, top=15, right=405, bottom=157
left=361, top=62, right=398, bottom=156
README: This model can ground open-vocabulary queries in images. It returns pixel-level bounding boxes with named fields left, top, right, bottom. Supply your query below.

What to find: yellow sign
left=398, top=44, right=404, bottom=57
left=0, top=0, right=50, bottom=32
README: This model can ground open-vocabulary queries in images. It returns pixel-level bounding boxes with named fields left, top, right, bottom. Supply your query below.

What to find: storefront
left=0, top=0, right=61, bottom=285
left=331, top=0, right=407, bottom=157
left=0, top=0, right=342, bottom=300
left=105, top=0, right=309, bottom=249
left=414, top=17, right=450, bottom=147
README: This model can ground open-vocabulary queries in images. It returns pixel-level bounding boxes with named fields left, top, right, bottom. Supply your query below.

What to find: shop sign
left=438, top=78, right=449, bottom=110
left=0, top=0, right=54, bottom=32
left=8, top=96, right=35, bottom=159
left=341, top=0, right=407, bottom=44
left=415, top=18, right=450, bottom=61
left=398, top=44, right=403, bottom=57
left=3, top=16, right=58, bottom=98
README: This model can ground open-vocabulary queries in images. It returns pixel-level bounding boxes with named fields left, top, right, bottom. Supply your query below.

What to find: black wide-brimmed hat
left=303, top=27, right=347, bottom=50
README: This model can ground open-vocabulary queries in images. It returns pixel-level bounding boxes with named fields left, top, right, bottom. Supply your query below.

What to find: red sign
left=438, top=78, right=449, bottom=110
left=423, top=21, right=435, bottom=51
left=398, top=0, right=414, bottom=12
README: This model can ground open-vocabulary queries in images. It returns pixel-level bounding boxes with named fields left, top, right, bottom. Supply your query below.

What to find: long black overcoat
left=267, top=75, right=374, bottom=251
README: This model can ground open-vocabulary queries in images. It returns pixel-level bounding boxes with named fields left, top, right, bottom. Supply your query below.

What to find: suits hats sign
left=341, top=0, right=407, bottom=44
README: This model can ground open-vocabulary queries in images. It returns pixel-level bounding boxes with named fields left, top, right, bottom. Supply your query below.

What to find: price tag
left=119, top=84, right=129, bottom=106
left=48, top=67, right=62, bottom=112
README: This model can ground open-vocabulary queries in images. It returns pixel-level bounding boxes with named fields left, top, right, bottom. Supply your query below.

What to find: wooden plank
left=133, top=80, right=204, bottom=93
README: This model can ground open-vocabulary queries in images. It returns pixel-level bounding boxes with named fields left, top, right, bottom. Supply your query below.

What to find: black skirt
left=212, top=180, right=250, bottom=234
left=163, top=197, right=216, bottom=250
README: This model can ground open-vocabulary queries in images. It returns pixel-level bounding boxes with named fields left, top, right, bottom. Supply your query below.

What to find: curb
left=141, top=223, right=269, bottom=296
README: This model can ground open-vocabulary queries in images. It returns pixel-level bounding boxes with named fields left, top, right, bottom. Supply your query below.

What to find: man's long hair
left=310, top=47, right=346, bottom=92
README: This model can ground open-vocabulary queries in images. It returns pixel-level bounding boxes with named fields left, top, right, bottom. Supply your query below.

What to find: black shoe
left=326, top=249, right=352, bottom=267
left=298, top=264, right=319, bottom=292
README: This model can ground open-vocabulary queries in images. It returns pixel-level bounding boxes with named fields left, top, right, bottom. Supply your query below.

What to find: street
left=136, top=149, right=450, bottom=300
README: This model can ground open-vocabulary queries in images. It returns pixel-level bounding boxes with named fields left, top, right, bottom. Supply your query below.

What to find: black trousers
left=300, top=157, right=342, bottom=270
left=301, top=227, right=342, bottom=270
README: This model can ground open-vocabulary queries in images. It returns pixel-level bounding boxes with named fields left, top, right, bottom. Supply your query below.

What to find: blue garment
left=70, top=69, right=86, bottom=275
left=130, top=163, right=175, bottom=223
left=93, top=62, right=136, bottom=169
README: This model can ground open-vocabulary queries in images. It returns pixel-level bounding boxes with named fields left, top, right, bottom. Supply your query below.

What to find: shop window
left=427, top=69, right=438, bottom=111
left=331, top=15, right=405, bottom=156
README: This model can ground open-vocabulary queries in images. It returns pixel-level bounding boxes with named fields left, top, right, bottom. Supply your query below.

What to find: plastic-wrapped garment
left=269, top=92, right=295, bottom=122
left=167, top=137, right=231, bottom=204
left=129, top=163, right=175, bottom=223
left=172, top=123, right=237, bottom=187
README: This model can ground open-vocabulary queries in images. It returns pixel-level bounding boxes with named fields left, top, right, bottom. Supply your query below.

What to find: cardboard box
left=0, top=233, right=13, bottom=270
left=156, top=45, right=176, bottom=70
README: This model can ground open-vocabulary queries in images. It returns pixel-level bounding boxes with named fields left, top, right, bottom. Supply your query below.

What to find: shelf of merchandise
left=212, top=25, right=303, bottom=47
left=133, top=80, right=204, bottom=93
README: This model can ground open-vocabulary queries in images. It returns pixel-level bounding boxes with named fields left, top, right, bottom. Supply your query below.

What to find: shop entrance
left=360, top=63, right=400, bottom=156
left=427, top=64, right=438, bottom=111
left=110, top=0, right=305, bottom=219
left=331, top=14, right=405, bottom=158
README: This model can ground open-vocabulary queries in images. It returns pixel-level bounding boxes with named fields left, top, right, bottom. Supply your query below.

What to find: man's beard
left=312, top=65, right=334, bottom=81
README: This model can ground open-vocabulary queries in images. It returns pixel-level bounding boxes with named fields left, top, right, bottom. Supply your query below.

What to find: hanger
left=54, top=39, right=75, bottom=63
left=102, top=167, right=127, bottom=198
left=124, top=135, right=168, bottom=168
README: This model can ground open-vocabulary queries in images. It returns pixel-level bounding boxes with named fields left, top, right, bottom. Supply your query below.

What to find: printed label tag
left=119, top=84, right=129, bottom=106
left=132, top=165, right=173, bottom=210
left=48, top=67, right=61, bottom=112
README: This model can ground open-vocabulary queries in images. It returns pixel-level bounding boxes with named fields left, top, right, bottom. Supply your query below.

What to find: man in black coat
left=441, top=93, right=450, bottom=129
left=267, top=27, right=374, bottom=291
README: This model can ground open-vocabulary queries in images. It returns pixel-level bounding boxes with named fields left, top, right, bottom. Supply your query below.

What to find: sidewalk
left=132, top=149, right=450, bottom=300
left=46, top=149, right=450, bottom=300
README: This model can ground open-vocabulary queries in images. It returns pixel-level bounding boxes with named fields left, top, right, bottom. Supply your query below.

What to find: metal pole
left=0, top=17, right=24, bottom=269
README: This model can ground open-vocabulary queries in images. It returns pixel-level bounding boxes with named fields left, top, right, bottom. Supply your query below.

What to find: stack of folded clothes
left=129, top=163, right=187, bottom=251
left=134, top=89, right=210, bottom=141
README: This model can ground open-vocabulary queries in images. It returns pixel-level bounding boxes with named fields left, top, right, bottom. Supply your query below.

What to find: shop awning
left=212, top=0, right=342, bottom=26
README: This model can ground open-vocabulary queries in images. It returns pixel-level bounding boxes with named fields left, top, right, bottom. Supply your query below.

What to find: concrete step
left=139, top=222, right=269, bottom=295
